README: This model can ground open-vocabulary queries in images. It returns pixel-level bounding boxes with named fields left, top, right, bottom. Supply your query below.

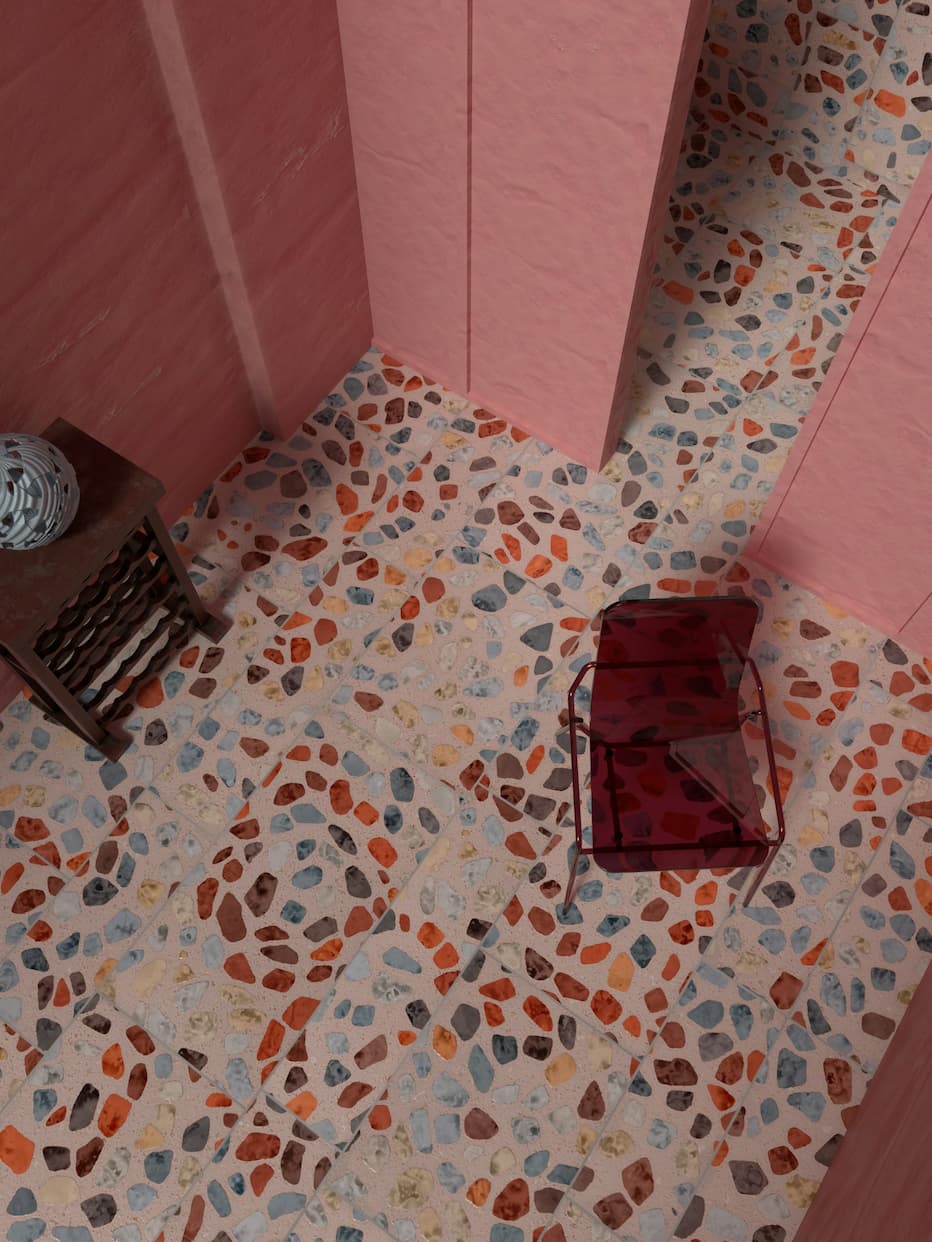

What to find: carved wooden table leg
left=144, top=508, right=231, bottom=642
left=2, top=640, right=127, bottom=760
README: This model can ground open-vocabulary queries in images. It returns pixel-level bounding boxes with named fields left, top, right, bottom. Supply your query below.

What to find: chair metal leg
left=565, top=844, right=582, bottom=909
left=742, top=844, right=779, bottom=907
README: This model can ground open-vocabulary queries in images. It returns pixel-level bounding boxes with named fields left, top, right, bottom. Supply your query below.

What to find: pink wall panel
left=0, top=0, right=258, bottom=523
left=174, top=0, right=372, bottom=438
left=469, top=0, right=710, bottom=468
left=336, top=0, right=469, bottom=392
left=748, top=153, right=932, bottom=654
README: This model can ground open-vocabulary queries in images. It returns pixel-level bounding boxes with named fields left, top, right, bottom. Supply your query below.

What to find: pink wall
left=0, top=0, right=257, bottom=523
left=337, top=0, right=709, bottom=467
left=748, top=152, right=932, bottom=655
left=336, top=0, right=469, bottom=392
left=171, top=0, right=372, bottom=437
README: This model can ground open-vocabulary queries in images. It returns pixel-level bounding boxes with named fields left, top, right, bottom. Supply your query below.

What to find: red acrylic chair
left=565, top=595, right=786, bottom=908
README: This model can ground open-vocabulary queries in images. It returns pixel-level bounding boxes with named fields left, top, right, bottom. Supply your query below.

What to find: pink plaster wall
left=336, top=0, right=469, bottom=392
left=748, top=154, right=932, bottom=655
left=172, top=0, right=372, bottom=438
left=469, top=0, right=711, bottom=468
left=0, top=1, right=259, bottom=524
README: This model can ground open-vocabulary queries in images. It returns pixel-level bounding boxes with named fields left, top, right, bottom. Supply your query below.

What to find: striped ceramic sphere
left=0, top=434, right=80, bottom=550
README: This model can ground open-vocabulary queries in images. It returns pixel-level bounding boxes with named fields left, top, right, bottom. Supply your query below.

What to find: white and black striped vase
left=0, top=434, right=80, bottom=550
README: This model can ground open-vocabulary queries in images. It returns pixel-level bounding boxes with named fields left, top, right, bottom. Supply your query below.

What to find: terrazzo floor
left=1, top=7, right=930, bottom=1242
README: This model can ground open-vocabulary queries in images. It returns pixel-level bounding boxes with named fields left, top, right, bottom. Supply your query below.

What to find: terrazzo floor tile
left=465, top=633, right=600, bottom=838
left=774, top=12, right=885, bottom=167
left=460, top=434, right=718, bottom=615
left=350, top=417, right=532, bottom=573
left=462, top=456, right=626, bottom=610
left=691, top=0, right=812, bottom=142
left=0, top=620, right=259, bottom=870
left=672, top=120, right=770, bottom=222
left=332, top=549, right=589, bottom=795
left=738, top=148, right=882, bottom=272
left=0, top=993, right=240, bottom=1240
left=729, top=563, right=884, bottom=775
left=0, top=698, right=146, bottom=874
left=0, top=1020, right=41, bottom=1107
left=692, top=51, right=782, bottom=144
left=152, top=613, right=323, bottom=832
left=0, top=829, right=68, bottom=957
left=112, top=714, right=460, bottom=1107
left=705, top=0, right=812, bottom=82
left=488, top=828, right=748, bottom=1057
left=844, top=18, right=932, bottom=186
left=547, top=1197, right=616, bottom=1241
left=819, top=0, right=900, bottom=42
left=799, top=807, right=932, bottom=1074
left=0, top=788, right=205, bottom=1052
left=287, top=1191, right=392, bottom=1242
left=172, top=351, right=458, bottom=567
left=330, top=954, right=629, bottom=1239
left=627, top=346, right=743, bottom=428
left=640, top=220, right=830, bottom=391
left=597, top=433, right=722, bottom=576
left=192, top=432, right=420, bottom=607
left=309, top=348, right=454, bottom=456
left=672, top=134, right=887, bottom=276
left=869, top=631, right=932, bottom=720
left=253, top=549, right=415, bottom=699
left=113, top=627, right=255, bottom=789
left=706, top=716, right=910, bottom=1014
left=748, top=276, right=861, bottom=416
left=263, top=804, right=539, bottom=1147
left=680, top=1021, right=870, bottom=1241
left=613, top=437, right=782, bottom=606
left=175, top=1095, right=337, bottom=1242
left=817, top=671, right=931, bottom=835
left=570, top=962, right=787, bottom=1236
left=184, top=553, right=417, bottom=730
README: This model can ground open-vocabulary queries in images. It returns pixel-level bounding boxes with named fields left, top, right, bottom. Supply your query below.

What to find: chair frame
left=564, top=604, right=787, bottom=909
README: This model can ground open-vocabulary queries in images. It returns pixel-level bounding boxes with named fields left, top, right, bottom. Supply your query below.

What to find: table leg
left=145, top=508, right=230, bottom=642
left=3, top=641, right=127, bottom=760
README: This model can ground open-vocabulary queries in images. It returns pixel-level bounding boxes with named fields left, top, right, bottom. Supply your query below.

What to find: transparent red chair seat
left=565, top=595, right=785, bottom=906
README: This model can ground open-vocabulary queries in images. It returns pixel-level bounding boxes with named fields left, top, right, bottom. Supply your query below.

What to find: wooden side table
left=0, top=419, right=229, bottom=759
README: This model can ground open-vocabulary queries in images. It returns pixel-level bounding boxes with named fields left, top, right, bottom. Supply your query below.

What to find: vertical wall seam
left=465, top=0, right=474, bottom=391
left=141, top=0, right=277, bottom=427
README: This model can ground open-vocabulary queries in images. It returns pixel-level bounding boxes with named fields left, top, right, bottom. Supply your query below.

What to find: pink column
left=469, top=0, right=711, bottom=467
left=336, top=0, right=470, bottom=392
left=748, top=155, right=932, bottom=654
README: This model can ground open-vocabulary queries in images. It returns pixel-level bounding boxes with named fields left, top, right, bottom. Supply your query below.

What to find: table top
left=0, top=419, right=164, bottom=640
